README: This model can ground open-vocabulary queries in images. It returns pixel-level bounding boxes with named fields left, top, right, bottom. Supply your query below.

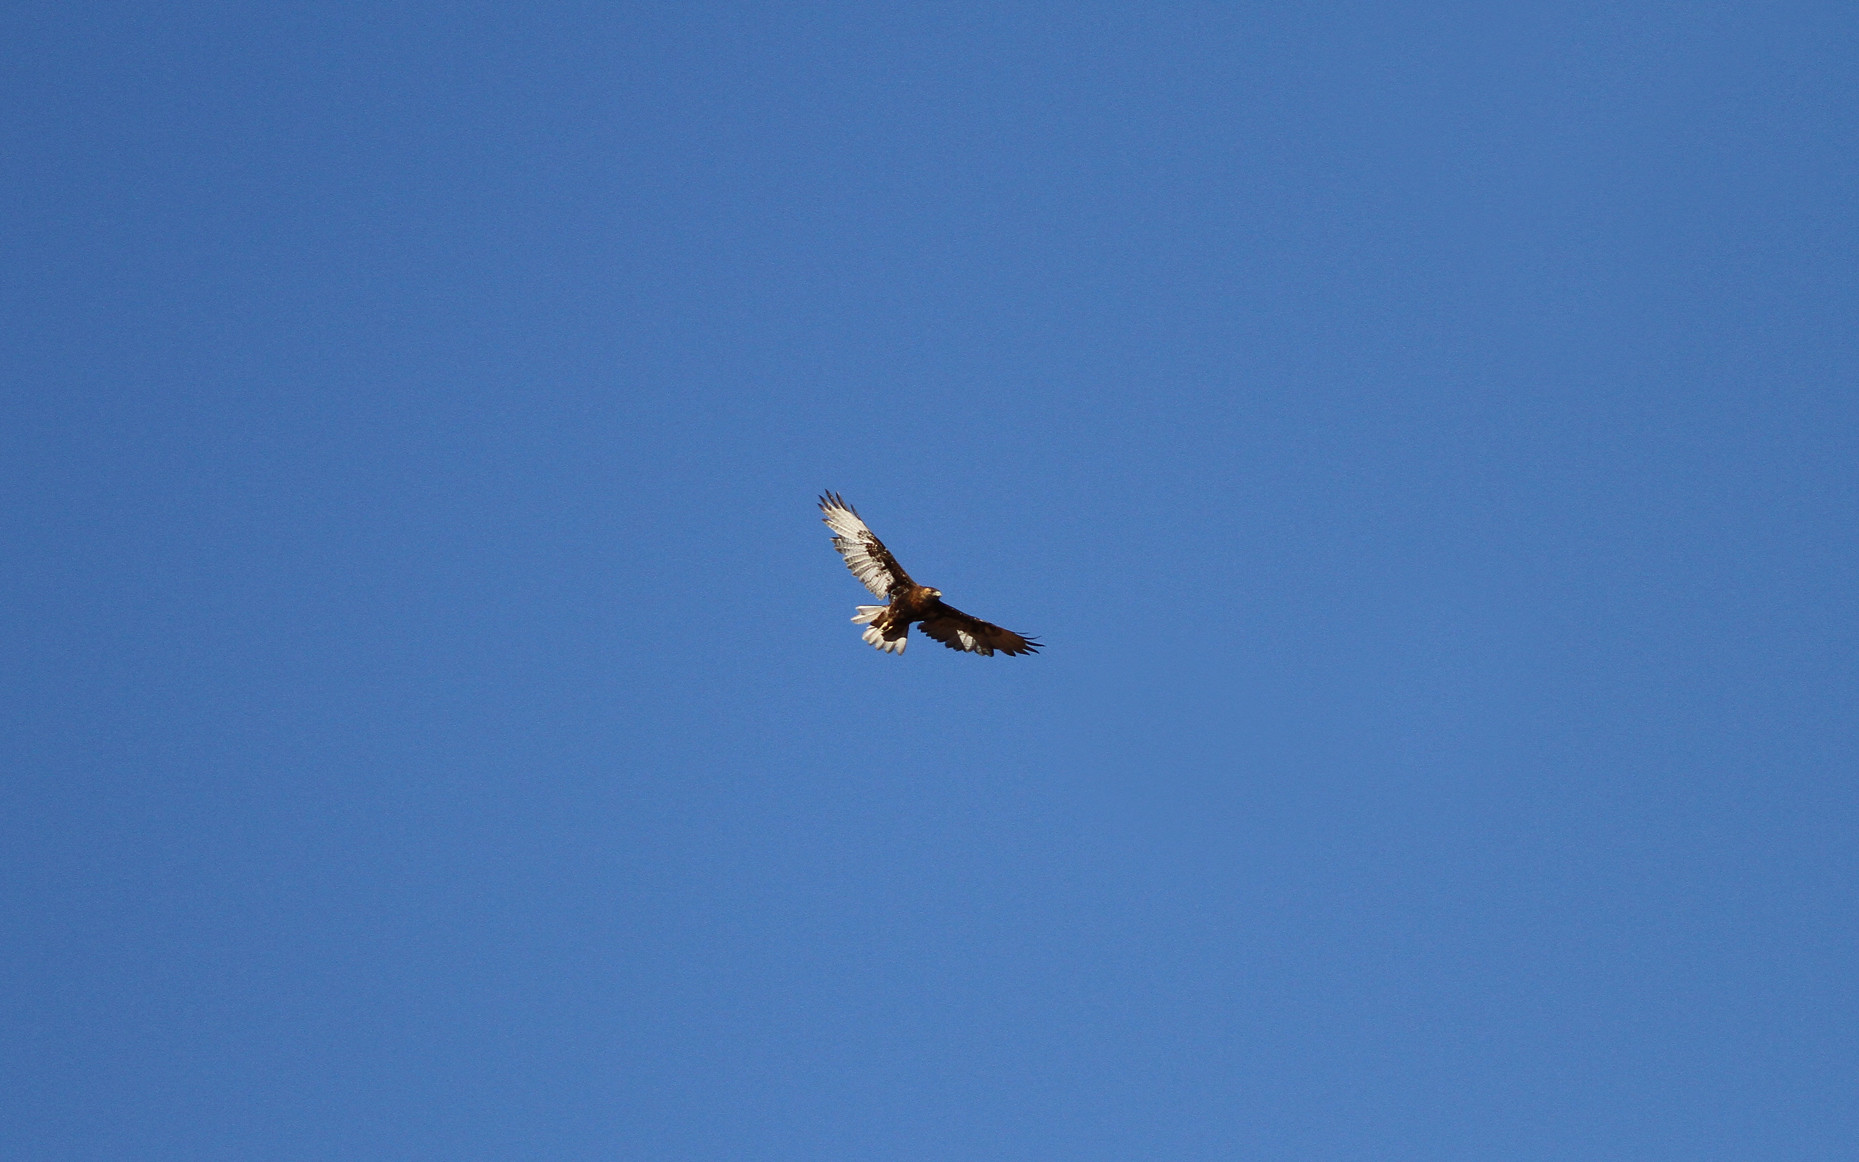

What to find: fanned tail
left=852, top=605, right=907, bottom=654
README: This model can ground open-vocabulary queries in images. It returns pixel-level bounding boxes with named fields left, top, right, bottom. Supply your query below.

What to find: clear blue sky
left=4, top=3, right=1855, bottom=1158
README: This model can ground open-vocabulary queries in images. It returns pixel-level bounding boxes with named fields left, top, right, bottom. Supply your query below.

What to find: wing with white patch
left=819, top=492, right=914, bottom=597
left=918, top=605, right=1040, bottom=657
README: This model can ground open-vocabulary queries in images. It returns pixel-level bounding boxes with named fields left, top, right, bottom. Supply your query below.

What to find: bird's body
left=819, top=492, right=1039, bottom=657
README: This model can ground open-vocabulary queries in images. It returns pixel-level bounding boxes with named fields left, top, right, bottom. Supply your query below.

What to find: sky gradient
left=3, top=3, right=1856, bottom=1158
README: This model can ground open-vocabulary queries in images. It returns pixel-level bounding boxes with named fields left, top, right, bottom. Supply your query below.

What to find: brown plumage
left=819, top=492, right=1040, bottom=657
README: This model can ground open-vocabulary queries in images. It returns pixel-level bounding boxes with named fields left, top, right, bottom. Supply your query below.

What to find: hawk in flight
left=819, top=492, right=1040, bottom=657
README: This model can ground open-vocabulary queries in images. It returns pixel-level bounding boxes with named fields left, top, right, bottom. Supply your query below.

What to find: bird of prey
left=819, top=492, right=1040, bottom=657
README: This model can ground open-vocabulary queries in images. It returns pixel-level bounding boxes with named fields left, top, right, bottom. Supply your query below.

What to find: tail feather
left=855, top=607, right=908, bottom=654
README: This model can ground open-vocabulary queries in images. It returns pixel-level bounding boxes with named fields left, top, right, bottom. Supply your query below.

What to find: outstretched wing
left=919, top=604, right=1041, bottom=657
left=819, top=492, right=914, bottom=597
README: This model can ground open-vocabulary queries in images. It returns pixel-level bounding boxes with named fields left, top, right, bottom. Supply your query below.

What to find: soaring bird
left=819, top=492, right=1040, bottom=657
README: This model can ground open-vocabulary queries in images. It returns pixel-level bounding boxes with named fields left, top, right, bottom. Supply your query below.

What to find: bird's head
left=927, top=588, right=942, bottom=599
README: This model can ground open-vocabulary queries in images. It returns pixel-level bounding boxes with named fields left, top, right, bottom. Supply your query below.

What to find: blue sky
left=3, top=3, right=1855, bottom=1158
